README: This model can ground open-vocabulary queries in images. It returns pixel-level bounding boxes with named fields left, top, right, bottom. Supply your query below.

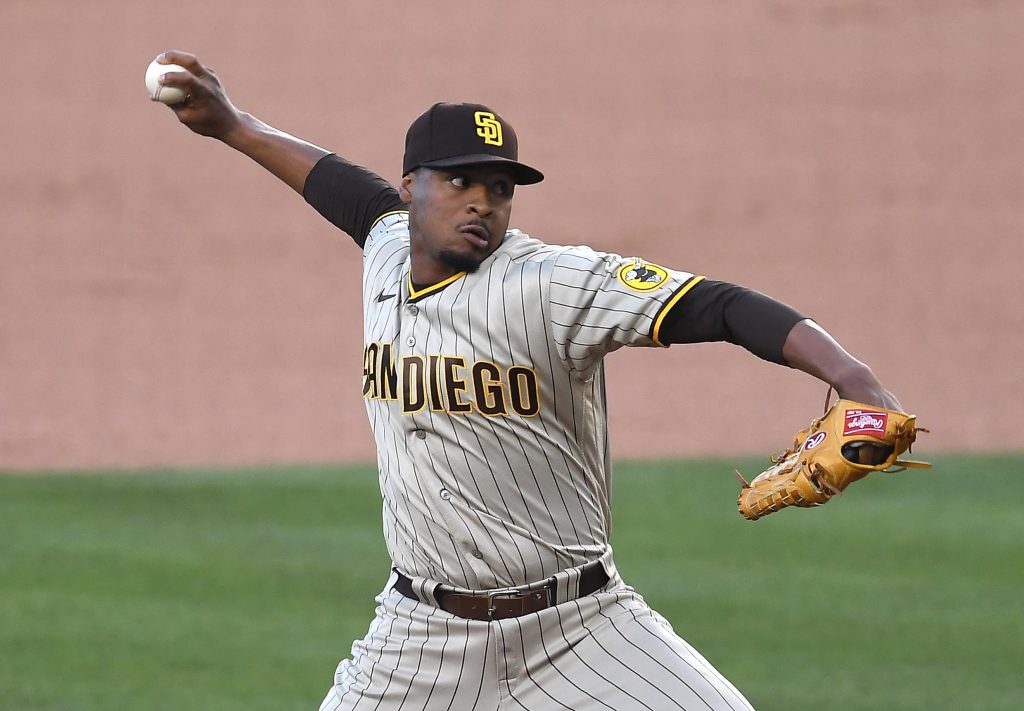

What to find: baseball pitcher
left=153, top=51, right=920, bottom=710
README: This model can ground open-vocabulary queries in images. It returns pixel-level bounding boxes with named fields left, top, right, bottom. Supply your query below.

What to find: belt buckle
left=485, top=584, right=554, bottom=620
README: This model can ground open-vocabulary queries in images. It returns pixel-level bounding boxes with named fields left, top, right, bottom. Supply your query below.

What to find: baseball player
left=155, top=52, right=905, bottom=710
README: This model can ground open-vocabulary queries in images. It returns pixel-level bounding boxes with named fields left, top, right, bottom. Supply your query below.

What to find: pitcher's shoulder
left=500, top=229, right=572, bottom=263
left=364, top=211, right=411, bottom=256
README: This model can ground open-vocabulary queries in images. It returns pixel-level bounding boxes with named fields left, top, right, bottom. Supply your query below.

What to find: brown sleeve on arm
left=656, top=279, right=806, bottom=364
left=302, top=154, right=406, bottom=248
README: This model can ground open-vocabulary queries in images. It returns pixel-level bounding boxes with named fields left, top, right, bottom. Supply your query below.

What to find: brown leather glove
left=737, top=397, right=930, bottom=521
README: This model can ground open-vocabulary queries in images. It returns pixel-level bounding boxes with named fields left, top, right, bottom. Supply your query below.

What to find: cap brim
left=418, top=154, right=544, bottom=185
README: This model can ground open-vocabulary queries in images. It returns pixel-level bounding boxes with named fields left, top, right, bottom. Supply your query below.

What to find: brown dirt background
left=2, top=0, right=1021, bottom=472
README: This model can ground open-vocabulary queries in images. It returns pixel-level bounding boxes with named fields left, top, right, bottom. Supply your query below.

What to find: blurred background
left=1, top=0, right=1021, bottom=470
left=3, top=5, right=1023, bottom=711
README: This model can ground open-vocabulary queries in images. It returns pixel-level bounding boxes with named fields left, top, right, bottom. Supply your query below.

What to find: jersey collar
left=407, top=271, right=467, bottom=303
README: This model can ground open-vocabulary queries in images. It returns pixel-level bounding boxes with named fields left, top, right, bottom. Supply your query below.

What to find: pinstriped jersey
left=361, top=211, right=702, bottom=590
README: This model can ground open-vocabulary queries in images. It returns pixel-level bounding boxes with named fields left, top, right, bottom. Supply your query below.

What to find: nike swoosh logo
left=376, top=292, right=396, bottom=302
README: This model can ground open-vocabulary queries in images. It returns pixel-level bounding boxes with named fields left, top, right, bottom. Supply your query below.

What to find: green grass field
left=2, top=453, right=1021, bottom=711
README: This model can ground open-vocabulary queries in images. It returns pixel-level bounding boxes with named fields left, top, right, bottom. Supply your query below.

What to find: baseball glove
left=736, top=393, right=930, bottom=520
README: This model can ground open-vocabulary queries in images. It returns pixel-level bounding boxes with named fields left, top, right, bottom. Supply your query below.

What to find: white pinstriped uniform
left=319, top=212, right=755, bottom=710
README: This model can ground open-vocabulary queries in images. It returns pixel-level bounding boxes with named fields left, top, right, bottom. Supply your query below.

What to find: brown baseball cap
left=402, top=102, right=544, bottom=185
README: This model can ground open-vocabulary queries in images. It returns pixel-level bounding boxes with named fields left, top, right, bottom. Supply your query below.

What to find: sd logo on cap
left=402, top=103, right=544, bottom=185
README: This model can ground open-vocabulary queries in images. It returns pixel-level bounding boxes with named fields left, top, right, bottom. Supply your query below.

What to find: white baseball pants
left=318, top=572, right=754, bottom=711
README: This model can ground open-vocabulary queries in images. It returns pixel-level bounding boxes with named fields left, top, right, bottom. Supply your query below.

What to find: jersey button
left=439, top=488, right=451, bottom=501
left=471, top=550, right=484, bottom=559
left=415, top=430, right=426, bottom=440
left=406, top=336, right=416, bottom=347
left=408, top=305, right=418, bottom=315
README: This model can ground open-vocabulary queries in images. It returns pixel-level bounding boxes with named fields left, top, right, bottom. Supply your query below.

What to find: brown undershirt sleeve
left=302, top=154, right=406, bottom=248
left=656, top=279, right=806, bottom=365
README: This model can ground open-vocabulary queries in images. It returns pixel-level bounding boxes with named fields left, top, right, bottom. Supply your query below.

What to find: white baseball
left=145, top=58, right=189, bottom=105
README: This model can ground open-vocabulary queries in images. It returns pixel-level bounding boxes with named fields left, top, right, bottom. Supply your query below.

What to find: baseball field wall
left=2, top=1, right=1021, bottom=471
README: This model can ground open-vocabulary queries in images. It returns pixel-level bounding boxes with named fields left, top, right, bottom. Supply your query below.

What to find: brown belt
left=393, top=563, right=609, bottom=621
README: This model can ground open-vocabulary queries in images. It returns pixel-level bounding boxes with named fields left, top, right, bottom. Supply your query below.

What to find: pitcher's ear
left=399, top=173, right=414, bottom=204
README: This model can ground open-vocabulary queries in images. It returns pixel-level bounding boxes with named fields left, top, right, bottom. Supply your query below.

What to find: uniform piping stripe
left=367, top=209, right=409, bottom=235
left=408, top=271, right=467, bottom=302
left=651, top=275, right=706, bottom=347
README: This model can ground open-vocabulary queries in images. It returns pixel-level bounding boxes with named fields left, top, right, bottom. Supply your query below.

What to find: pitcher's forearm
left=782, top=319, right=902, bottom=410
left=221, top=113, right=330, bottom=194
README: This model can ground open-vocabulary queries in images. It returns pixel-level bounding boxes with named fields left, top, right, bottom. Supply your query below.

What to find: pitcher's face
left=401, top=166, right=515, bottom=283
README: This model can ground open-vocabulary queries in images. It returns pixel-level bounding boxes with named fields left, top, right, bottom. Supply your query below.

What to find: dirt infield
left=2, top=1, right=1021, bottom=471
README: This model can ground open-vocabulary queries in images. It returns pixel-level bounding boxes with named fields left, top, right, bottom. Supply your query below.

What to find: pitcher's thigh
left=511, top=592, right=755, bottom=711
left=318, top=588, right=499, bottom=711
